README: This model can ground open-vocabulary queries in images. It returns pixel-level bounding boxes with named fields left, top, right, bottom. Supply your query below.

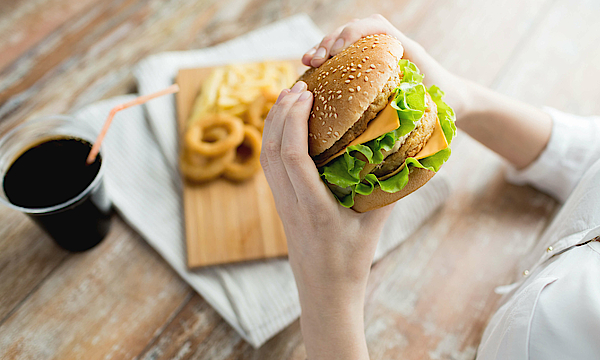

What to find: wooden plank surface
left=175, top=66, right=288, bottom=268
left=0, top=0, right=597, bottom=358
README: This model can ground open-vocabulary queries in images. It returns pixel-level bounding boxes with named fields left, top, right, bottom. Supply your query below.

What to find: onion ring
left=180, top=147, right=235, bottom=182
left=223, top=125, right=262, bottom=181
left=246, top=89, right=279, bottom=132
left=185, top=114, right=244, bottom=156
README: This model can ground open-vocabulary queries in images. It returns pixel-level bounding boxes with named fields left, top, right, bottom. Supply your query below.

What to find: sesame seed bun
left=300, top=34, right=404, bottom=157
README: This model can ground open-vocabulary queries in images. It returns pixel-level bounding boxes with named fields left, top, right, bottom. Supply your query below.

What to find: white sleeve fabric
left=505, top=108, right=600, bottom=203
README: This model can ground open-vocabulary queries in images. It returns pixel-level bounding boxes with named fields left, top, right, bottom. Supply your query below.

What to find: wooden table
left=1, top=0, right=599, bottom=358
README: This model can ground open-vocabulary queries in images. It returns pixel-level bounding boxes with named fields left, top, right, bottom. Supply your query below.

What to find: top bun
left=300, top=34, right=404, bottom=157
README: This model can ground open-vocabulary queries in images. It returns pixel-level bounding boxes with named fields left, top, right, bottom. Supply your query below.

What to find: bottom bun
left=351, top=167, right=435, bottom=213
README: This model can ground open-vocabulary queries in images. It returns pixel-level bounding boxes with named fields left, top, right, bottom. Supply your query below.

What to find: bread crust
left=351, top=167, right=435, bottom=212
left=301, top=34, right=404, bottom=157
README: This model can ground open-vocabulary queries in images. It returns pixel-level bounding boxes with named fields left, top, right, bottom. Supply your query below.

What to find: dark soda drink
left=1, top=134, right=112, bottom=251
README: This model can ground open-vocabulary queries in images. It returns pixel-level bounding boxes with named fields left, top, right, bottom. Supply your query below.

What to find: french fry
left=187, top=60, right=296, bottom=127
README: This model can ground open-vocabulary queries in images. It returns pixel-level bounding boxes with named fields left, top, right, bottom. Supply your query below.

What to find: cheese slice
left=316, top=99, right=400, bottom=167
left=414, top=114, right=448, bottom=159
left=378, top=115, right=448, bottom=180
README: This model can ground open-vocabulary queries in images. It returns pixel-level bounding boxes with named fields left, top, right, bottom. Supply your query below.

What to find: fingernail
left=331, top=38, right=344, bottom=53
left=276, top=89, right=289, bottom=104
left=314, top=47, right=326, bottom=59
left=306, top=47, right=316, bottom=56
left=291, top=81, right=306, bottom=93
left=299, top=91, right=312, bottom=101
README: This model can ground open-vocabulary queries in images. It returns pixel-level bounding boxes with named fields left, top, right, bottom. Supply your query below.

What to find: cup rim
left=0, top=115, right=105, bottom=215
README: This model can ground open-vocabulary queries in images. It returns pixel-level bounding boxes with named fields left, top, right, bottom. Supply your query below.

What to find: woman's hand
left=261, top=80, right=394, bottom=360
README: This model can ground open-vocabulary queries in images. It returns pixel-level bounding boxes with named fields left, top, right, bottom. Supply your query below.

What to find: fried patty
left=373, top=93, right=438, bottom=177
left=313, top=72, right=403, bottom=164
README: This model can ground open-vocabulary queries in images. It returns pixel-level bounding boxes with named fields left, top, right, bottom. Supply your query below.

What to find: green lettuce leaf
left=319, top=60, right=456, bottom=208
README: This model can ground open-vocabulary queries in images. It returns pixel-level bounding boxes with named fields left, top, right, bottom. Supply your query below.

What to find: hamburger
left=299, top=34, right=456, bottom=212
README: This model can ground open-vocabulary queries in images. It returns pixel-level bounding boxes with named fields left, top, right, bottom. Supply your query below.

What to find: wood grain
left=0, top=217, right=191, bottom=360
left=176, top=66, right=289, bottom=268
left=0, top=0, right=597, bottom=358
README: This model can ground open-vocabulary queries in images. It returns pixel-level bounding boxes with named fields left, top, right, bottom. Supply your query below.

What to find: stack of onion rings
left=181, top=114, right=263, bottom=183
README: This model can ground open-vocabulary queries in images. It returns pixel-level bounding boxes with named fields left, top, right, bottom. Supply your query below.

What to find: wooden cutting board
left=175, top=62, right=305, bottom=269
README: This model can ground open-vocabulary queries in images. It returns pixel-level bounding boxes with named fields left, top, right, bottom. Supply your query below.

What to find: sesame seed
left=332, top=69, right=337, bottom=73
left=349, top=88, right=354, bottom=92
left=327, top=131, right=331, bottom=135
left=370, top=64, right=376, bottom=69
left=372, top=45, right=375, bottom=48
left=361, top=58, right=366, bottom=63
left=322, top=121, right=325, bottom=125
left=357, top=72, right=361, bottom=78
left=366, top=56, right=369, bottom=59
left=357, top=64, right=362, bottom=69
left=351, top=68, right=356, bottom=72
left=365, top=69, right=371, bottom=73
left=337, top=90, right=342, bottom=94
left=351, top=63, right=355, bottom=66
left=334, top=114, right=338, bottom=119
left=334, top=131, right=339, bottom=136
left=348, top=75, right=355, bottom=79
left=322, top=140, right=327, bottom=143
left=337, top=94, right=343, bottom=98
left=316, top=106, right=319, bottom=111
left=356, top=86, right=361, bottom=91
left=348, top=96, right=353, bottom=101
left=344, top=80, right=350, bottom=84
left=363, top=47, right=367, bottom=51
left=364, top=76, right=368, bottom=81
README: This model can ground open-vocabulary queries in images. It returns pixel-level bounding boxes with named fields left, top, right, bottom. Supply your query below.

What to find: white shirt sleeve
left=505, top=108, right=600, bottom=203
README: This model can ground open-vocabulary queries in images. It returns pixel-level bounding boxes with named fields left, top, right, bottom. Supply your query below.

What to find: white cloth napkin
left=73, top=14, right=451, bottom=348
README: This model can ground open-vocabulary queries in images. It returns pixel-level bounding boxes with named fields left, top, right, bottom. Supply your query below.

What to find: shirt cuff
left=505, top=107, right=600, bottom=203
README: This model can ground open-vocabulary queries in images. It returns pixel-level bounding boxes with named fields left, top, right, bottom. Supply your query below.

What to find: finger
left=328, top=14, right=404, bottom=57
left=310, top=25, right=346, bottom=68
left=280, top=90, right=333, bottom=207
left=262, top=82, right=307, bottom=203
left=261, top=88, right=289, bottom=185
left=302, top=45, right=318, bottom=66
left=262, top=89, right=289, bottom=139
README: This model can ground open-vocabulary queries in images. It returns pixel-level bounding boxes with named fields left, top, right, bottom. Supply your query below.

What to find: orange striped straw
left=86, top=84, right=180, bottom=165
